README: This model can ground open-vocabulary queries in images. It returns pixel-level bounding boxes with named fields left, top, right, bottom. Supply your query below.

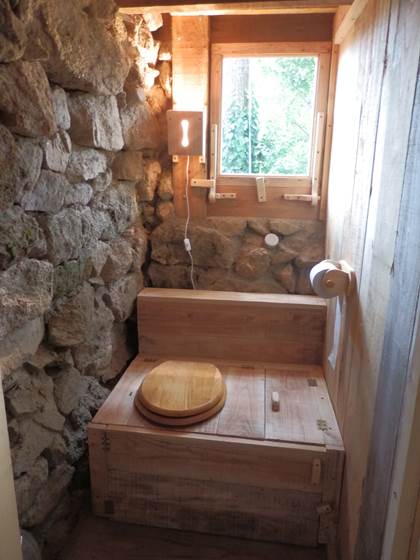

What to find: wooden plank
left=354, top=45, right=420, bottom=560
left=106, top=469, right=321, bottom=545
left=117, top=1, right=351, bottom=16
left=60, top=515, right=328, bottom=560
left=103, top=425, right=326, bottom=492
left=319, top=42, right=339, bottom=220
left=139, top=287, right=326, bottom=311
left=334, top=0, right=369, bottom=44
left=88, top=426, right=110, bottom=517
left=216, top=365, right=265, bottom=439
left=324, top=0, right=420, bottom=557
left=210, top=14, right=334, bottom=43
left=172, top=17, right=209, bottom=219
left=138, top=289, right=326, bottom=365
left=266, top=365, right=342, bottom=448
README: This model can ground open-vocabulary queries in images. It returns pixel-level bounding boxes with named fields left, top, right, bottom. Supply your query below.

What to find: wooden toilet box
left=88, top=289, right=344, bottom=549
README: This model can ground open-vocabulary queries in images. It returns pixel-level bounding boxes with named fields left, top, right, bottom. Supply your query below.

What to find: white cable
left=184, top=155, right=196, bottom=290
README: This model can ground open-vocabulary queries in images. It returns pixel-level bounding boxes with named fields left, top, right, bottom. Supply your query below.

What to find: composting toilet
left=134, top=360, right=226, bottom=426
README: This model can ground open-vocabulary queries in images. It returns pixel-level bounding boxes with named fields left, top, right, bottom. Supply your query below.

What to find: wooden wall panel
left=324, top=0, right=420, bottom=558
left=210, top=13, right=333, bottom=43
left=172, top=16, right=209, bottom=218
left=138, top=288, right=326, bottom=365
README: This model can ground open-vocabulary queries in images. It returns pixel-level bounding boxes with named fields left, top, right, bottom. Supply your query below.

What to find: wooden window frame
left=210, top=41, right=331, bottom=207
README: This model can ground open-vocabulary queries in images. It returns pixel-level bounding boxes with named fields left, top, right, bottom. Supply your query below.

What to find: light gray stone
left=0, top=317, right=44, bottom=378
left=51, top=86, right=71, bottom=131
left=198, top=268, right=283, bottom=294
left=0, top=60, right=56, bottom=137
left=14, top=456, right=49, bottom=517
left=103, top=272, right=141, bottom=322
left=68, top=93, right=124, bottom=152
left=84, top=241, right=111, bottom=277
left=48, top=282, right=95, bottom=347
left=25, top=0, right=130, bottom=95
left=71, top=295, right=114, bottom=378
left=53, top=259, right=86, bottom=300
left=64, top=182, right=93, bottom=206
left=38, top=209, right=83, bottom=265
left=11, top=417, right=55, bottom=477
left=157, top=170, right=173, bottom=201
left=21, top=463, right=74, bottom=527
left=90, top=169, right=112, bottom=194
left=0, top=0, right=27, bottom=62
left=234, top=247, right=271, bottom=280
left=101, top=238, right=133, bottom=283
left=206, top=217, right=247, bottom=237
left=21, top=170, right=71, bottom=213
left=54, top=367, right=83, bottom=415
left=112, top=150, right=143, bottom=181
left=66, top=146, right=107, bottom=183
left=0, top=259, right=53, bottom=339
left=0, top=206, right=46, bottom=270
left=0, top=126, right=42, bottom=208
left=15, top=136, right=44, bottom=193
left=4, top=367, right=43, bottom=416
left=92, top=181, right=139, bottom=235
left=120, top=101, right=161, bottom=150
left=42, top=130, right=72, bottom=173
left=122, top=221, right=148, bottom=271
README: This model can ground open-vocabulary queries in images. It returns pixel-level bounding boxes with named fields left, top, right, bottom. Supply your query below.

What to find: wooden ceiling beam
left=117, top=1, right=352, bottom=16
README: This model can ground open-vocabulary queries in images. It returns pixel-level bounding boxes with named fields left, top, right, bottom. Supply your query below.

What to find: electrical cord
left=183, top=155, right=196, bottom=289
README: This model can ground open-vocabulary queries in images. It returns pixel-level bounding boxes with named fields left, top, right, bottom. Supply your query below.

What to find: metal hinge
left=101, top=432, right=110, bottom=451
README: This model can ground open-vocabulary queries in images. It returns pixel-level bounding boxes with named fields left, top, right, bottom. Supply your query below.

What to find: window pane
left=220, top=56, right=318, bottom=176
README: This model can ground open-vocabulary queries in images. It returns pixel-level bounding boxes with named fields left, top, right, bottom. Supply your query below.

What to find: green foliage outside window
left=221, top=56, right=317, bottom=176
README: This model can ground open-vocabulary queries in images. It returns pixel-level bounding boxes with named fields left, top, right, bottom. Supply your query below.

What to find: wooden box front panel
left=89, top=425, right=326, bottom=546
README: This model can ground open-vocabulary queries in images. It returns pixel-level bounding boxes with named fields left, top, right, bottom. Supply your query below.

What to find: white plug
left=184, top=238, right=192, bottom=252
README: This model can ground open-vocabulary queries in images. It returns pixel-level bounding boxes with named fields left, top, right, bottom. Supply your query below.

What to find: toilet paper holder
left=310, top=259, right=355, bottom=298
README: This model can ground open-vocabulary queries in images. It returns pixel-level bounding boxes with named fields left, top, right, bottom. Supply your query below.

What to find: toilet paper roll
left=310, top=260, right=349, bottom=298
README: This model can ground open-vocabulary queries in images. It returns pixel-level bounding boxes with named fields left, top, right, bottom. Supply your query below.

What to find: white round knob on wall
left=264, top=233, right=279, bottom=248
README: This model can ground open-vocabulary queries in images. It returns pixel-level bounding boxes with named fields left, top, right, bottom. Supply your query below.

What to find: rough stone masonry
left=0, top=1, right=170, bottom=556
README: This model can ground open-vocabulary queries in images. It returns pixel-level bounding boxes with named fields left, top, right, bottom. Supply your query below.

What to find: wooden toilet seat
left=134, top=360, right=226, bottom=426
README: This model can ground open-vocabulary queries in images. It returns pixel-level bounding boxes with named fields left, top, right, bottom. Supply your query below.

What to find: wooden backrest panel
left=138, top=289, right=326, bottom=365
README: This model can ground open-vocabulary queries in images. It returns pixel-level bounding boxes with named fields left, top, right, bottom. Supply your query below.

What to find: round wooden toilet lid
left=137, top=360, right=224, bottom=418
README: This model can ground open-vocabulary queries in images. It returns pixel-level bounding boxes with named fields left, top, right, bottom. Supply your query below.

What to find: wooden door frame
left=354, top=60, right=420, bottom=559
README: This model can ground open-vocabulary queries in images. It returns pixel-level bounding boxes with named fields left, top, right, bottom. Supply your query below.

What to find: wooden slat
left=334, top=0, right=368, bottom=44
left=355, top=42, right=420, bottom=560
left=172, top=17, right=209, bottom=219
left=216, top=365, right=265, bottom=439
left=100, top=424, right=326, bottom=492
left=60, top=515, right=329, bottom=560
left=106, top=469, right=321, bottom=545
left=117, top=1, right=351, bottom=16
left=265, top=365, right=342, bottom=448
left=210, top=14, right=334, bottom=43
left=138, top=289, right=326, bottom=365
left=324, top=0, right=420, bottom=558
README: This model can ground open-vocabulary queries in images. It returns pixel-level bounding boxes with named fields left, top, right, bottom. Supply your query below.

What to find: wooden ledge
left=138, top=287, right=326, bottom=310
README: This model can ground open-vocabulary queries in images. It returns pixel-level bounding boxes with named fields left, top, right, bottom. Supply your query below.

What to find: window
left=220, top=56, right=318, bottom=176
left=210, top=42, right=331, bottom=207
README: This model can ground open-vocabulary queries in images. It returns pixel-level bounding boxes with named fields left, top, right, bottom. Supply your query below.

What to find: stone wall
left=149, top=217, right=324, bottom=294
left=0, top=1, right=169, bottom=556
